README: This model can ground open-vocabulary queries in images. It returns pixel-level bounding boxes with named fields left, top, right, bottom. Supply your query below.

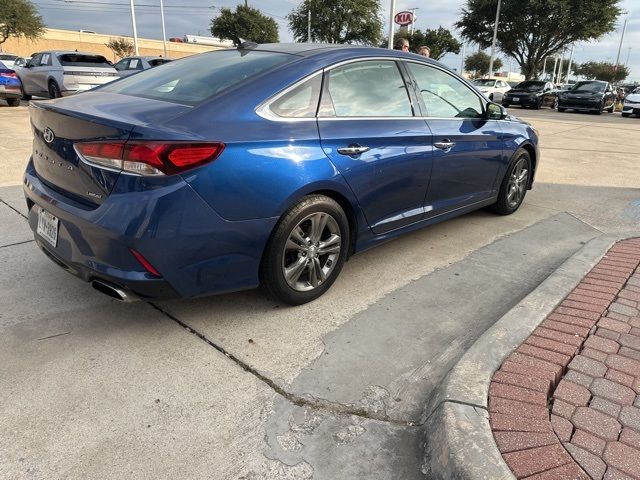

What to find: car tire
left=622, top=113, right=630, bottom=118
left=260, top=194, right=350, bottom=305
left=534, top=99, right=542, bottom=109
left=558, top=107, right=566, bottom=112
left=6, top=98, right=20, bottom=107
left=48, top=81, right=61, bottom=99
left=490, top=148, right=531, bottom=216
left=20, top=86, right=31, bottom=101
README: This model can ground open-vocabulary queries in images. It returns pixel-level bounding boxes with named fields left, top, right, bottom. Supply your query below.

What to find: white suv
left=622, top=88, right=640, bottom=118
left=472, top=78, right=511, bottom=102
left=17, top=51, right=118, bottom=99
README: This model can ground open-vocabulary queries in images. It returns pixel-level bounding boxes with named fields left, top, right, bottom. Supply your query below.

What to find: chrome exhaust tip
left=91, top=280, right=137, bottom=303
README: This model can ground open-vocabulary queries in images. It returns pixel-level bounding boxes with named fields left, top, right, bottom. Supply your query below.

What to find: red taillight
left=129, top=248, right=162, bottom=277
left=74, top=141, right=224, bottom=176
left=0, top=71, right=17, bottom=78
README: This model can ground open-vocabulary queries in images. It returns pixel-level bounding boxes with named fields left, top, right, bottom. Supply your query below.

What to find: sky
left=30, top=0, right=639, bottom=82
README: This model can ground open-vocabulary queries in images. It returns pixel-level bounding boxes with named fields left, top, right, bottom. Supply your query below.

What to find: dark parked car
left=113, top=56, right=173, bottom=77
left=502, top=81, right=558, bottom=109
left=23, top=44, right=539, bottom=305
left=557, top=80, right=616, bottom=114
left=0, top=60, right=22, bottom=107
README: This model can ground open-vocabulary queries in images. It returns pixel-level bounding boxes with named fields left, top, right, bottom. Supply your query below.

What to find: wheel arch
left=518, top=142, right=537, bottom=188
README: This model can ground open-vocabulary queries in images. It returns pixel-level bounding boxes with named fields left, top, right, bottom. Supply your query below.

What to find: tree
left=288, top=0, right=382, bottom=45
left=0, top=0, right=45, bottom=46
left=211, top=5, right=279, bottom=44
left=105, top=38, right=135, bottom=59
left=464, top=51, right=503, bottom=78
left=456, top=0, right=622, bottom=79
left=391, top=27, right=462, bottom=60
left=572, top=61, right=629, bottom=83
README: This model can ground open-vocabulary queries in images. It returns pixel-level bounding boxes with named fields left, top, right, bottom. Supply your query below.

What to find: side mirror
left=486, top=102, right=507, bottom=120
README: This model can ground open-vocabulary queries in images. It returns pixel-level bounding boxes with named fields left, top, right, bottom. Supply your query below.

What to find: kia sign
left=394, top=11, right=415, bottom=26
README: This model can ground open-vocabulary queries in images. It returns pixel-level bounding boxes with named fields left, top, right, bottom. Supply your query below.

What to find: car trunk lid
left=29, top=92, right=191, bottom=206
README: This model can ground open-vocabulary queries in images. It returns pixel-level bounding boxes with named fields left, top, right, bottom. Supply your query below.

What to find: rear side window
left=408, top=63, right=484, bottom=119
left=58, top=54, right=111, bottom=67
left=319, top=60, right=413, bottom=117
left=100, top=50, right=292, bottom=106
left=269, top=74, right=322, bottom=118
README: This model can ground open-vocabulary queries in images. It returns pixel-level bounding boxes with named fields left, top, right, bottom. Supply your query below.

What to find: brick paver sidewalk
left=488, top=238, right=640, bottom=480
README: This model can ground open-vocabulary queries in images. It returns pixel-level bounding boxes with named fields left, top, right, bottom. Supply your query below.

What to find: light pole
left=625, top=47, right=632, bottom=69
left=160, top=0, right=167, bottom=57
left=129, top=0, right=139, bottom=55
left=565, top=44, right=575, bottom=84
left=409, top=8, right=419, bottom=36
left=460, top=43, right=466, bottom=74
left=542, top=57, right=548, bottom=81
left=615, top=16, right=628, bottom=69
left=387, top=0, right=396, bottom=50
left=308, top=10, right=311, bottom=43
left=488, top=0, right=502, bottom=77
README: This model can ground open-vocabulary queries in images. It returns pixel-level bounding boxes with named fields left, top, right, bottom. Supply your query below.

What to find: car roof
left=33, top=50, right=107, bottom=56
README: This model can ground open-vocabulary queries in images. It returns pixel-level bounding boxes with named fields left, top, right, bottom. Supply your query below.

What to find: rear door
left=317, top=59, right=433, bottom=234
left=405, top=62, right=504, bottom=217
left=21, top=53, right=42, bottom=94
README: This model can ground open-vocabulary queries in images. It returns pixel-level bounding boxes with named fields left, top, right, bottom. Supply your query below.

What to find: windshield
left=514, top=81, right=545, bottom=92
left=572, top=81, right=605, bottom=93
left=473, top=79, right=496, bottom=87
left=100, top=49, right=294, bottom=106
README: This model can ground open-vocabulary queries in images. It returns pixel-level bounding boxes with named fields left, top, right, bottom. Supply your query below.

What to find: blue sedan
left=23, top=43, right=539, bottom=305
left=0, top=60, right=22, bottom=107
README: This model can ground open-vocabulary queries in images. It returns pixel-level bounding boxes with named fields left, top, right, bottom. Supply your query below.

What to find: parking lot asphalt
left=1, top=100, right=639, bottom=479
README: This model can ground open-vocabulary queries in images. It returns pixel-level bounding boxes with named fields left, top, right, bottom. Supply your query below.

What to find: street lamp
left=129, top=0, right=139, bottom=55
left=160, top=0, right=167, bottom=57
left=488, top=0, right=502, bottom=77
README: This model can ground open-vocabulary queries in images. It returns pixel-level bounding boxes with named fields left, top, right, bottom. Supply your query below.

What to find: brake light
left=74, top=141, right=224, bottom=175
left=0, top=71, right=17, bottom=78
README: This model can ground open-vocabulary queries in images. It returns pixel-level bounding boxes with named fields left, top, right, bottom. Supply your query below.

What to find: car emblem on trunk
left=43, top=127, right=55, bottom=144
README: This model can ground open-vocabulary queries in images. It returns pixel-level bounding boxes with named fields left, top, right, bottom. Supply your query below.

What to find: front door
left=317, top=59, right=433, bottom=234
left=405, top=62, right=504, bottom=217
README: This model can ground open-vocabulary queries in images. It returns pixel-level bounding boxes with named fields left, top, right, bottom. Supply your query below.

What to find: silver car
left=113, top=56, right=173, bottom=77
left=17, top=51, right=119, bottom=99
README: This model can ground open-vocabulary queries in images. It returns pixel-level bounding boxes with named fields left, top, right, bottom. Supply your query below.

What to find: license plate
left=513, top=97, right=519, bottom=102
left=37, top=208, right=59, bottom=248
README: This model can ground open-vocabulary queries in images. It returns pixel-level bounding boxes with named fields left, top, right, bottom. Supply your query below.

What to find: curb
left=422, top=233, right=632, bottom=480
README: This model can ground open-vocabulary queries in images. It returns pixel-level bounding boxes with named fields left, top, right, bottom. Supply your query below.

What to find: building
left=1, top=28, right=228, bottom=61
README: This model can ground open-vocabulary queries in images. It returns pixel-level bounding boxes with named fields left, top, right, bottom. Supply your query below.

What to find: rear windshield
left=99, top=50, right=293, bottom=106
left=514, top=81, right=544, bottom=92
left=59, top=54, right=112, bottom=67
left=149, top=58, right=172, bottom=67
left=572, top=81, right=605, bottom=93
left=0, top=54, right=18, bottom=61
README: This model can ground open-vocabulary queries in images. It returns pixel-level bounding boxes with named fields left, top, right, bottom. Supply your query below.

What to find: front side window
left=113, top=59, right=129, bottom=71
left=320, top=60, right=413, bottom=118
left=269, top=74, right=322, bottom=118
left=408, top=63, right=484, bottom=119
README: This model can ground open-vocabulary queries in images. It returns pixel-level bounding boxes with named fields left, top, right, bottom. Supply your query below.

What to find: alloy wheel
left=506, top=157, right=529, bottom=208
left=282, top=212, right=341, bottom=292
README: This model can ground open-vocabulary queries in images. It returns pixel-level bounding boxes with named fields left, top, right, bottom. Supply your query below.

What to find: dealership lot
left=1, top=102, right=639, bottom=478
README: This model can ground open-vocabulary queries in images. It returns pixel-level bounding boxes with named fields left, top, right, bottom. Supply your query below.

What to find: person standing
left=394, top=38, right=409, bottom=52
left=419, top=46, right=431, bottom=57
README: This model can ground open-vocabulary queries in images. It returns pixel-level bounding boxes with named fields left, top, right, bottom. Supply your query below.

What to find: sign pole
left=388, top=0, right=396, bottom=50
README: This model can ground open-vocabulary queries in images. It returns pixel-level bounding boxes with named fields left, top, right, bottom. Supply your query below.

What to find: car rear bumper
left=502, top=95, right=539, bottom=107
left=23, top=159, right=279, bottom=300
left=0, top=84, right=21, bottom=99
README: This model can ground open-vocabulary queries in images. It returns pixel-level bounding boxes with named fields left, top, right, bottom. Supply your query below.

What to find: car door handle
left=434, top=140, right=456, bottom=151
left=337, top=145, right=370, bottom=156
